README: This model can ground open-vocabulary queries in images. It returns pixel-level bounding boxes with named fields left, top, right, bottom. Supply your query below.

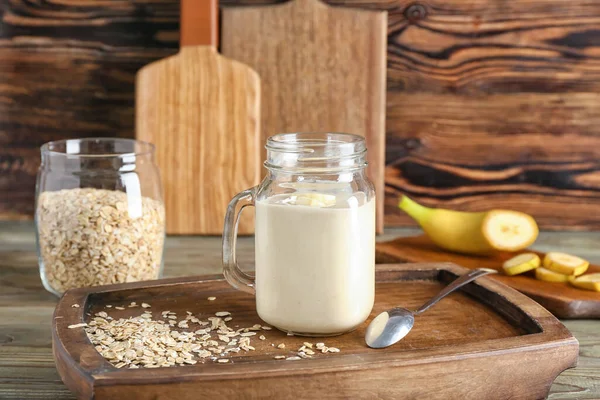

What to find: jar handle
left=222, top=188, right=256, bottom=295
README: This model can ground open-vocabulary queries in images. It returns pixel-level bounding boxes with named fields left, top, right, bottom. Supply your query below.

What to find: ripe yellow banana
left=398, top=196, right=539, bottom=255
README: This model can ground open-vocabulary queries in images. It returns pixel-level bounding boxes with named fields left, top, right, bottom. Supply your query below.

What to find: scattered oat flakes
left=224, top=317, right=233, bottom=322
left=215, top=311, right=230, bottom=317
left=287, top=332, right=294, bottom=336
left=83, top=306, right=342, bottom=370
left=328, top=347, right=340, bottom=353
left=71, top=304, right=80, bottom=308
left=142, top=303, right=151, bottom=308
left=219, top=335, right=231, bottom=343
left=68, top=323, right=88, bottom=329
left=115, top=307, right=125, bottom=310
left=178, top=320, right=189, bottom=328
left=129, top=302, right=137, bottom=307
left=261, top=326, right=272, bottom=330
left=106, top=305, right=112, bottom=308
left=303, top=342, right=313, bottom=348
left=207, top=297, right=216, bottom=301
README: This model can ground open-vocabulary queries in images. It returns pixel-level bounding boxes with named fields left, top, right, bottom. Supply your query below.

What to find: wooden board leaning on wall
left=1, top=0, right=600, bottom=230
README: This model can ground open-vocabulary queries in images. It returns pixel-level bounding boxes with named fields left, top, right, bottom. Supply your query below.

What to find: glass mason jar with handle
left=223, top=132, right=376, bottom=336
left=36, top=138, right=165, bottom=296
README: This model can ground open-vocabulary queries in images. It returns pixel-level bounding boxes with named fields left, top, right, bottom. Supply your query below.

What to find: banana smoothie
left=255, top=193, right=375, bottom=335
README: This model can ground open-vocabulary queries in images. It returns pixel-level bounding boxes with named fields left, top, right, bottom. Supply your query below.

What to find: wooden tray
left=376, top=236, right=600, bottom=319
left=53, top=263, right=578, bottom=400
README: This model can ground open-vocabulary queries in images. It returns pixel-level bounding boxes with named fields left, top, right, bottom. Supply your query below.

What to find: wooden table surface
left=1, top=221, right=599, bottom=399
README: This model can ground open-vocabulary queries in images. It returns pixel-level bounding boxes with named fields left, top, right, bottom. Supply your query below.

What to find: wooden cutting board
left=221, top=0, right=387, bottom=233
left=136, top=0, right=260, bottom=235
left=53, top=263, right=577, bottom=399
left=376, top=236, right=600, bottom=319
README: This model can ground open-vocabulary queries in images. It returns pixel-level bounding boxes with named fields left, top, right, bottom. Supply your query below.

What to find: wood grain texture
left=3, top=0, right=600, bottom=229
left=52, top=263, right=576, bottom=399
left=0, top=222, right=599, bottom=399
left=136, top=46, right=260, bottom=235
left=221, top=0, right=387, bottom=233
left=381, top=0, right=600, bottom=229
left=0, top=0, right=179, bottom=220
left=376, top=235, right=600, bottom=319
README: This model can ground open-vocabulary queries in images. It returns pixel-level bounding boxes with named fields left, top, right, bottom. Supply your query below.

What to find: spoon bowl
left=365, top=268, right=497, bottom=349
left=365, top=308, right=414, bottom=349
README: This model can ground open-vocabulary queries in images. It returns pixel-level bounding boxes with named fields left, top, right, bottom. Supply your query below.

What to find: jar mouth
left=266, top=132, right=366, bottom=154
left=265, top=132, right=367, bottom=173
left=41, top=138, right=155, bottom=159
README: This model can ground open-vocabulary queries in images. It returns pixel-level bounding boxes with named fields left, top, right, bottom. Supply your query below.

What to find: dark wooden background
left=1, top=0, right=600, bottom=230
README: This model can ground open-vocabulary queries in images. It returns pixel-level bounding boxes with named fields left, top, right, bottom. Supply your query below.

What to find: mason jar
left=35, top=138, right=165, bottom=296
left=223, top=132, right=376, bottom=336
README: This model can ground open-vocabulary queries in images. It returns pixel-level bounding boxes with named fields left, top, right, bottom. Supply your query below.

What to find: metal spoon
left=365, top=268, right=497, bottom=349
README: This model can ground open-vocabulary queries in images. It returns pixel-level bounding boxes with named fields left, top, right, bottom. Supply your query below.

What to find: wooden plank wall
left=1, top=0, right=599, bottom=230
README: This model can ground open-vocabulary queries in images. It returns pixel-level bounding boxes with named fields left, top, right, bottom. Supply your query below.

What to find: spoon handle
left=414, top=268, right=497, bottom=316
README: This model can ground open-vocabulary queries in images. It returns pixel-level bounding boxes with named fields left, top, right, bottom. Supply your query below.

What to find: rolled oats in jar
left=35, top=139, right=165, bottom=296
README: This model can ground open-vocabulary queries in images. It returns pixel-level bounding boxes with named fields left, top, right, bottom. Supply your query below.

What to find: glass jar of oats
left=35, top=138, right=165, bottom=296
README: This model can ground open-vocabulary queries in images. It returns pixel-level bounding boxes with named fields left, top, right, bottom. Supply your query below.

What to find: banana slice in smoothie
left=287, top=193, right=336, bottom=207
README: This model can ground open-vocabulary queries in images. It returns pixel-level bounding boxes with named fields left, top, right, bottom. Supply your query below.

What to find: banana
left=398, top=196, right=539, bottom=255
left=503, top=253, right=540, bottom=276
left=569, top=273, right=600, bottom=292
left=543, top=252, right=589, bottom=276
left=285, top=193, right=336, bottom=207
left=535, top=267, right=570, bottom=283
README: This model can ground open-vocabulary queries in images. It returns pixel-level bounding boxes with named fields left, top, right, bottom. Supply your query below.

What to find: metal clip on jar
left=35, top=138, right=165, bottom=296
left=223, top=133, right=376, bottom=336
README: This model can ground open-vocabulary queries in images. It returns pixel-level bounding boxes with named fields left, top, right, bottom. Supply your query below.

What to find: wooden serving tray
left=376, top=236, right=600, bottom=319
left=53, top=263, right=578, bottom=400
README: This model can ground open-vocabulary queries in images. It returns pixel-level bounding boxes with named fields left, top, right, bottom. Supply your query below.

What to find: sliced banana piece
left=482, top=210, right=539, bottom=252
left=569, top=273, right=600, bottom=292
left=285, top=193, right=336, bottom=207
left=543, top=252, right=589, bottom=276
left=502, top=253, right=540, bottom=276
left=535, top=267, right=570, bottom=283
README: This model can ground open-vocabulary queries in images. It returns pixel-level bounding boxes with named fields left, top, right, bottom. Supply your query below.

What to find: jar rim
left=41, top=138, right=155, bottom=159
left=264, top=132, right=368, bottom=173
left=266, top=132, right=366, bottom=153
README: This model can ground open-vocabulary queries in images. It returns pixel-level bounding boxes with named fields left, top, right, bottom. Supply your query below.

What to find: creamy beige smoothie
left=255, top=193, right=375, bottom=335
